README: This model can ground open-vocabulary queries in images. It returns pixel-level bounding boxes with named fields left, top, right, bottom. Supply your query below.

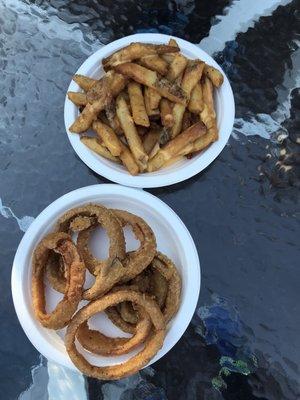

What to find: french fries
left=160, top=99, right=174, bottom=128
left=139, top=55, right=168, bottom=75
left=148, top=122, right=207, bottom=172
left=116, top=94, right=148, bottom=171
left=68, top=39, right=224, bottom=174
left=204, top=65, right=224, bottom=87
left=73, top=75, right=97, bottom=91
left=92, top=120, right=122, bottom=157
left=171, top=60, right=205, bottom=138
left=80, top=136, right=120, bottom=162
left=114, top=63, right=187, bottom=104
left=103, top=43, right=179, bottom=68
left=128, top=82, right=150, bottom=127
left=188, top=83, right=203, bottom=113
left=67, top=92, right=87, bottom=106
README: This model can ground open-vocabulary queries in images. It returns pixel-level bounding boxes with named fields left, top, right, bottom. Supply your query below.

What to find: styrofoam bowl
left=64, top=33, right=235, bottom=188
left=11, top=184, right=200, bottom=372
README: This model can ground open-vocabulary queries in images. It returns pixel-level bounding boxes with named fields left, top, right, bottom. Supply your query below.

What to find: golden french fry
left=161, top=53, right=175, bottom=63
left=92, top=120, right=122, bottom=157
left=163, top=155, right=184, bottom=168
left=144, top=87, right=160, bottom=117
left=180, top=128, right=216, bottom=156
left=114, top=63, right=187, bottom=105
left=160, top=99, right=174, bottom=128
left=67, top=92, right=88, bottom=106
left=127, top=82, right=150, bottom=127
left=204, top=65, right=224, bottom=87
left=119, top=142, right=140, bottom=175
left=80, top=136, right=120, bottom=162
left=73, top=75, right=97, bottom=91
left=148, top=88, right=161, bottom=110
left=116, top=94, right=148, bottom=171
left=143, top=130, right=160, bottom=154
left=188, top=83, right=203, bottom=113
left=139, top=55, right=168, bottom=75
left=171, top=61, right=205, bottom=137
left=87, top=72, right=126, bottom=103
left=148, top=121, right=206, bottom=171
left=104, top=101, right=123, bottom=135
left=200, top=77, right=217, bottom=140
left=168, top=38, right=180, bottom=49
left=103, top=43, right=179, bottom=68
left=149, top=141, right=160, bottom=159
left=166, top=54, right=188, bottom=82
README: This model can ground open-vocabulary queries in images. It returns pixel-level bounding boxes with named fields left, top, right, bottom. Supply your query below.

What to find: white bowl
left=11, top=184, right=200, bottom=372
left=64, top=33, right=235, bottom=188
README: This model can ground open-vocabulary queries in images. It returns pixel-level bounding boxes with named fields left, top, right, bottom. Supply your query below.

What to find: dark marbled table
left=0, top=0, right=299, bottom=399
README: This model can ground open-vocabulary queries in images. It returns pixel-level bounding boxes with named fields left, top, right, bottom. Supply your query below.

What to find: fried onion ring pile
left=31, top=203, right=181, bottom=379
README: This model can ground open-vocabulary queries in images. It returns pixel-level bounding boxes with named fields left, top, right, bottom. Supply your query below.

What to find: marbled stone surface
left=0, top=0, right=299, bottom=399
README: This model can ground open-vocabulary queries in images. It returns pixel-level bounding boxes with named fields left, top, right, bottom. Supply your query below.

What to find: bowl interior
left=13, top=185, right=200, bottom=370
left=64, top=33, right=234, bottom=187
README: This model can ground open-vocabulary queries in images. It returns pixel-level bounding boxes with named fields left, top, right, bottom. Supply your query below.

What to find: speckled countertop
left=0, top=1, right=299, bottom=399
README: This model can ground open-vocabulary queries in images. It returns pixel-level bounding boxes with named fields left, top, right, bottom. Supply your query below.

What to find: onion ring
left=83, top=209, right=156, bottom=300
left=65, top=290, right=166, bottom=380
left=76, top=306, right=151, bottom=356
left=31, top=232, right=85, bottom=329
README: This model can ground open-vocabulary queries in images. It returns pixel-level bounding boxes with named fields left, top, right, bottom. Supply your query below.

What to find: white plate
left=64, top=33, right=235, bottom=188
left=11, top=184, right=200, bottom=372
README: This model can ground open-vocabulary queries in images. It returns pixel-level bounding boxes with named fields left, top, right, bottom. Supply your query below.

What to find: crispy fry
left=143, top=130, right=160, bottom=154
left=166, top=54, right=188, bottom=82
left=118, top=142, right=140, bottom=175
left=114, top=63, right=187, bottom=105
left=139, top=55, right=168, bottom=75
left=87, top=72, right=126, bottom=103
left=200, top=77, right=218, bottom=140
left=105, top=100, right=123, bottom=135
left=204, top=64, right=224, bottom=87
left=148, top=88, right=161, bottom=110
left=144, top=87, right=160, bottom=117
left=103, top=43, right=179, bottom=68
left=171, top=61, right=205, bottom=137
left=127, top=82, right=150, bottom=127
left=162, top=155, right=184, bottom=168
left=92, top=120, right=122, bottom=157
left=180, top=128, right=217, bottom=156
left=116, top=94, right=148, bottom=171
left=73, top=74, right=97, bottom=91
left=161, top=53, right=175, bottom=63
left=67, top=92, right=88, bottom=106
left=188, top=83, right=203, bottom=113
left=160, top=99, right=174, bottom=128
left=168, top=38, right=180, bottom=49
left=80, top=136, right=120, bottom=162
left=148, top=121, right=206, bottom=172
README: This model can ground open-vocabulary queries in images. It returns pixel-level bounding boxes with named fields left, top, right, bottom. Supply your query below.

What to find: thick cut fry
left=105, top=100, right=123, bottom=135
left=160, top=99, right=174, bottom=128
left=148, top=88, right=161, bottom=110
left=80, top=136, right=120, bottom=162
left=162, top=155, right=184, bottom=168
left=204, top=64, right=224, bottom=87
left=73, top=75, right=97, bottom=91
left=67, top=92, right=88, bottom=106
left=161, top=53, right=175, bottom=63
left=188, top=83, right=203, bottom=113
left=87, top=72, right=126, bottom=103
left=179, top=128, right=217, bottom=156
left=171, top=61, right=205, bottom=137
left=103, top=43, right=179, bottom=68
left=139, top=55, right=168, bottom=75
left=148, top=121, right=206, bottom=172
left=143, top=130, right=160, bottom=154
left=114, top=63, right=187, bottom=105
left=118, top=142, right=139, bottom=175
left=127, top=82, right=150, bottom=127
left=200, top=77, right=218, bottom=140
left=116, top=95, right=148, bottom=171
left=144, top=87, right=160, bottom=117
left=92, top=120, right=122, bottom=157
left=166, top=54, right=188, bottom=82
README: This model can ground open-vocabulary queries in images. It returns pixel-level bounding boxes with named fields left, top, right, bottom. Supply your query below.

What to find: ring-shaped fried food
left=31, top=232, right=85, bottom=329
left=65, top=290, right=166, bottom=380
left=76, top=306, right=151, bottom=356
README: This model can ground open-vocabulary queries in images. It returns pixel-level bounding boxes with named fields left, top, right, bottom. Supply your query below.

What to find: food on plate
left=67, top=38, right=223, bottom=173
left=31, top=203, right=181, bottom=379
left=32, top=232, right=85, bottom=329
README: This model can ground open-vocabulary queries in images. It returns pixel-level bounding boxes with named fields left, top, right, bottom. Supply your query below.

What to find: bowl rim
left=64, top=33, right=235, bottom=188
left=11, top=184, right=201, bottom=371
